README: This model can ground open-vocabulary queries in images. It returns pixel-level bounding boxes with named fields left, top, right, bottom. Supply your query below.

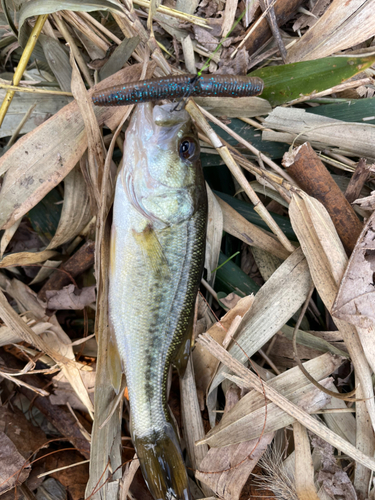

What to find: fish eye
left=179, top=138, right=199, bottom=161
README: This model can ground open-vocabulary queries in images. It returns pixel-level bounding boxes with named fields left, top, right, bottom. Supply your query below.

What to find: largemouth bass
left=108, top=102, right=207, bottom=500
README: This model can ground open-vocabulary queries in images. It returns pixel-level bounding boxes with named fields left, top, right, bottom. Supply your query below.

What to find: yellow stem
left=0, top=14, right=48, bottom=127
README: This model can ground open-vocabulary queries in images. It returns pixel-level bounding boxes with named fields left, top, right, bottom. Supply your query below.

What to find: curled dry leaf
left=332, top=210, right=375, bottom=328
left=196, top=432, right=274, bottom=500
left=0, top=249, right=59, bottom=268
left=46, top=165, right=92, bottom=249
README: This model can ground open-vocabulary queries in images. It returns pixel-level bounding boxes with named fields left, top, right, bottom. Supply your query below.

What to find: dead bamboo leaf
left=208, top=247, right=312, bottom=404
left=287, top=0, right=375, bottom=63
left=193, top=96, right=271, bottom=118
left=201, top=353, right=341, bottom=448
left=29, top=259, right=62, bottom=285
left=289, top=191, right=375, bottom=431
left=86, top=220, right=122, bottom=500
left=0, top=249, right=59, bottom=268
left=216, top=195, right=290, bottom=260
left=221, top=0, right=238, bottom=37
left=293, top=422, right=320, bottom=500
left=193, top=294, right=254, bottom=397
left=205, top=184, right=223, bottom=283
left=180, top=357, right=213, bottom=498
left=263, top=107, right=375, bottom=159
left=0, top=64, right=147, bottom=230
left=4, top=278, right=94, bottom=416
left=0, top=85, right=72, bottom=139
left=197, top=333, right=375, bottom=471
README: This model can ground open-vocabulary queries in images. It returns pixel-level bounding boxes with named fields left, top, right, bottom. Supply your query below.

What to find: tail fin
left=134, top=424, right=191, bottom=500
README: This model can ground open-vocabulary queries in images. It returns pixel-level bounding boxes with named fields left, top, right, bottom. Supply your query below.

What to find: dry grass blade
left=205, top=184, right=223, bottom=284
left=293, top=422, right=320, bottom=500
left=86, top=222, right=123, bottom=500
left=180, top=357, right=213, bottom=497
left=197, top=332, right=375, bottom=471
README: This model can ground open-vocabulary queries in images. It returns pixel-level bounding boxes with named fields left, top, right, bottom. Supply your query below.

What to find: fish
left=108, top=101, right=207, bottom=500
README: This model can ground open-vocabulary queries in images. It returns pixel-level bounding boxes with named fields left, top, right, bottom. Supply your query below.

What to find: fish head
left=121, top=102, right=204, bottom=228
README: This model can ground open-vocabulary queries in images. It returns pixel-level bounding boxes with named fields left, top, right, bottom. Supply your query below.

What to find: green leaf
left=250, top=56, right=375, bottom=106
left=306, top=97, right=375, bottom=125
left=216, top=251, right=260, bottom=297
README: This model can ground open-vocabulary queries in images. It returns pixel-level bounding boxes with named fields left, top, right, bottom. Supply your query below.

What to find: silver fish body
left=108, top=102, right=207, bottom=500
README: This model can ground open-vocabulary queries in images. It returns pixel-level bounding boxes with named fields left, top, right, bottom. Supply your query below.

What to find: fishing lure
left=92, top=74, right=264, bottom=106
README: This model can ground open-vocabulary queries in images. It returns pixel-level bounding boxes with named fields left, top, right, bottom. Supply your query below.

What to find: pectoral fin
left=107, top=327, right=123, bottom=395
left=133, top=225, right=171, bottom=280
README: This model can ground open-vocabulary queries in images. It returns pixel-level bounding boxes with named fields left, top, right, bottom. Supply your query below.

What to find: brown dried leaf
left=0, top=64, right=146, bottom=230
left=0, top=250, right=60, bottom=268
left=287, top=0, right=375, bottom=62
left=196, top=433, right=274, bottom=500
left=46, top=165, right=92, bottom=249
left=50, top=369, right=95, bottom=412
left=333, top=210, right=375, bottom=328
left=46, top=284, right=96, bottom=310
left=0, top=433, right=30, bottom=494
left=353, top=191, right=375, bottom=210
left=193, top=294, right=254, bottom=396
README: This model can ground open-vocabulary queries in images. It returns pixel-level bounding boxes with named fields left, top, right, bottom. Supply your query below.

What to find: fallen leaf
left=332, top=210, right=375, bottom=328
left=46, top=284, right=96, bottom=310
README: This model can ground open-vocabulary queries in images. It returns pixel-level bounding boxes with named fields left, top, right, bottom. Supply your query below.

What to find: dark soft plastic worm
left=92, top=74, right=264, bottom=106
